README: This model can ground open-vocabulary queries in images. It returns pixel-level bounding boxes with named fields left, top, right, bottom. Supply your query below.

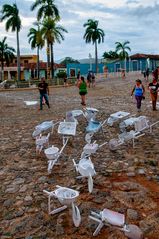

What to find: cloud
left=0, top=0, right=159, bottom=61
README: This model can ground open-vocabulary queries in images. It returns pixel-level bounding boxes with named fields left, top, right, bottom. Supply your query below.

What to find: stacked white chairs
left=89, top=208, right=143, bottom=238
left=43, top=186, right=81, bottom=227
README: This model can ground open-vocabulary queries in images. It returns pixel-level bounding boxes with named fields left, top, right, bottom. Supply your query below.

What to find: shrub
left=56, top=71, right=67, bottom=78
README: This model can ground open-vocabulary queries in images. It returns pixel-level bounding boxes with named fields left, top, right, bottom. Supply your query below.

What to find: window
left=24, top=60, right=28, bottom=64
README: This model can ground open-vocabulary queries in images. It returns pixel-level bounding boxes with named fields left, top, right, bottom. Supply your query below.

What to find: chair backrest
left=66, top=111, right=76, bottom=123
left=134, top=116, right=149, bottom=132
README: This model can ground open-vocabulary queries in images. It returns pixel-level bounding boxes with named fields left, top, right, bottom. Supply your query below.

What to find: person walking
left=38, top=77, right=50, bottom=110
left=91, top=72, right=96, bottom=87
left=149, top=78, right=159, bottom=111
left=78, top=76, right=87, bottom=106
left=145, top=68, right=149, bottom=81
left=87, top=71, right=92, bottom=88
left=131, top=79, right=145, bottom=112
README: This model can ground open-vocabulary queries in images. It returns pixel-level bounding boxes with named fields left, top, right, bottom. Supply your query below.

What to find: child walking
left=131, top=79, right=145, bottom=112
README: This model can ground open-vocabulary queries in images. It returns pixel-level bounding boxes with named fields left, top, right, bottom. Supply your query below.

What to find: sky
left=0, top=0, right=159, bottom=62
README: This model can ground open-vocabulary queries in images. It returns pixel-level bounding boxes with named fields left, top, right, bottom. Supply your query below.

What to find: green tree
left=0, top=37, right=15, bottom=81
left=115, top=41, right=131, bottom=70
left=31, top=0, right=60, bottom=21
left=103, top=51, right=119, bottom=61
left=41, top=17, right=67, bottom=78
left=60, top=57, right=80, bottom=65
left=83, top=19, right=105, bottom=73
left=28, top=25, right=44, bottom=79
left=1, top=3, right=21, bottom=83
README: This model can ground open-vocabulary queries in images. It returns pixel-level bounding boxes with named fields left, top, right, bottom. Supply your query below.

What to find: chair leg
left=93, top=222, right=104, bottom=236
left=101, top=127, right=104, bottom=137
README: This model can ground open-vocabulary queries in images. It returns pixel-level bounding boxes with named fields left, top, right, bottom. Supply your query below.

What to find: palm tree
left=0, top=37, right=15, bottom=81
left=41, top=17, right=67, bottom=78
left=83, top=19, right=105, bottom=73
left=31, top=0, right=60, bottom=21
left=28, top=25, right=44, bottom=79
left=115, top=41, right=131, bottom=70
left=1, top=3, right=21, bottom=84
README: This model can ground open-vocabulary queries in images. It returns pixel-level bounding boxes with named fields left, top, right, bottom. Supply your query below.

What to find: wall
left=67, top=63, right=105, bottom=76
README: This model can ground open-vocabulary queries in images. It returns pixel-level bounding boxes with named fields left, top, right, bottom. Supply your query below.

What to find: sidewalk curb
left=0, top=84, right=75, bottom=92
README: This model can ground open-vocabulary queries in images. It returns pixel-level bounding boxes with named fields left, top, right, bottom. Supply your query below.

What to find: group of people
left=131, top=78, right=159, bottom=111
left=38, top=71, right=159, bottom=112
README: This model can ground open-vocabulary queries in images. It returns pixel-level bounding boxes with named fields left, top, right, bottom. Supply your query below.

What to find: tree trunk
left=37, top=46, right=40, bottom=80
left=95, top=40, right=98, bottom=73
left=46, top=41, right=50, bottom=80
left=50, top=42, right=54, bottom=79
left=1, top=54, right=4, bottom=81
left=16, top=29, right=21, bottom=86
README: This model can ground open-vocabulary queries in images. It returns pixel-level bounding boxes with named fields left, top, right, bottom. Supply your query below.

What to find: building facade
left=66, top=63, right=105, bottom=77
left=1, top=55, right=65, bottom=81
left=106, top=54, right=159, bottom=73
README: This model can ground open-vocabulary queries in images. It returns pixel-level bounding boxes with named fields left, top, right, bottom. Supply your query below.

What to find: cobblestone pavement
left=0, top=74, right=159, bottom=239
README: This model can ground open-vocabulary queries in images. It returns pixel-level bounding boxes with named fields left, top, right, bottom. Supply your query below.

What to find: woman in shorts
left=78, top=76, right=87, bottom=106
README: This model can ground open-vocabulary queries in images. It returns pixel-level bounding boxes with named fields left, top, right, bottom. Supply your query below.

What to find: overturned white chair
left=66, top=110, right=84, bottom=123
left=89, top=208, right=143, bottom=239
left=86, top=119, right=107, bottom=136
left=81, top=133, right=108, bottom=159
left=107, top=111, right=130, bottom=127
left=83, top=107, right=99, bottom=122
left=24, top=100, right=38, bottom=106
left=32, top=121, right=58, bottom=138
left=109, top=116, right=159, bottom=150
left=43, top=186, right=81, bottom=227
left=0, top=80, right=7, bottom=88
left=44, top=121, right=77, bottom=174
left=36, top=133, right=50, bottom=154
left=72, top=157, right=96, bottom=193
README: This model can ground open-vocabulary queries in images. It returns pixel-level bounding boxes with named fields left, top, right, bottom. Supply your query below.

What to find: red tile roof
left=130, top=53, right=159, bottom=60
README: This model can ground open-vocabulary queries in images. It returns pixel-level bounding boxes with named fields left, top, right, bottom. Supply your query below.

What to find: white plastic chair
left=72, top=157, right=96, bottom=193
left=32, top=121, right=57, bottom=138
left=43, top=186, right=81, bottom=227
left=83, top=107, right=99, bottom=122
left=109, top=116, right=159, bottom=150
left=66, top=111, right=78, bottom=124
left=89, top=208, right=143, bottom=238
left=44, top=121, right=77, bottom=173
left=86, top=119, right=107, bottom=135
left=81, top=133, right=108, bottom=158
left=36, top=133, right=50, bottom=154
left=0, top=80, right=7, bottom=88
left=107, top=111, right=130, bottom=126
left=45, top=137, right=69, bottom=174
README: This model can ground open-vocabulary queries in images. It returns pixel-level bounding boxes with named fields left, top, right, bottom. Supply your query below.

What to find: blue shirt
left=135, top=86, right=143, bottom=96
